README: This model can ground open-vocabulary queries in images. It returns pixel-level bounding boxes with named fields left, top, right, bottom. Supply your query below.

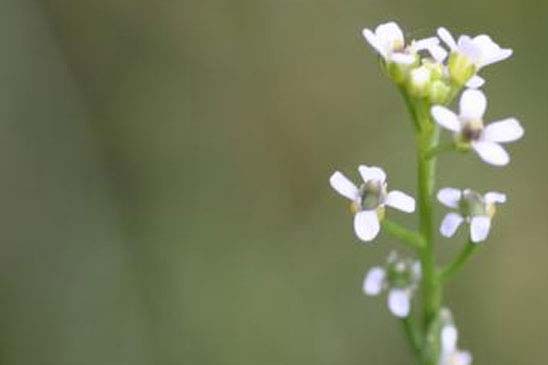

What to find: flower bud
left=408, top=66, right=431, bottom=97
left=384, top=56, right=419, bottom=84
left=428, top=80, right=451, bottom=104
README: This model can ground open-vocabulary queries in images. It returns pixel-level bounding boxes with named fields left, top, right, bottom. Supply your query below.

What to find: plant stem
left=382, top=219, right=425, bottom=249
left=399, top=86, right=421, bottom=132
left=401, top=316, right=423, bottom=358
left=425, top=142, right=455, bottom=160
left=415, top=99, right=442, bottom=365
left=440, top=240, right=481, bottom=282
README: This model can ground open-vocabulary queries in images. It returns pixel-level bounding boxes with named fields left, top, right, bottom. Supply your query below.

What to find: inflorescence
left=329, top=21, right=523, bottom=365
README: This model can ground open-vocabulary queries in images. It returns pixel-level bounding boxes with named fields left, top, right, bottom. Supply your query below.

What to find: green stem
left=399, top=87, right=421, bottom=132
left=415, top=100, right=442, bottom=365
left=425, top=142, right=455, bottom=160
left=417, top=120, right=441, bottom=326
left=382, top=219, right=425, bottom=249
left=440, top=240, right=481, bottom=282
left=401, top=316, right=423, bottom=358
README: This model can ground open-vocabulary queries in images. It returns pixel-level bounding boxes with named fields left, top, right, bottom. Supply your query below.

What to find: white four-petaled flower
left=330, top=166, right=416, bottom=242
left=439, top=325, right=472, bottom=365
left=438, top=27, right=512, bottom=69
left=362, top=21, right=445, bottom=65
left=363, top=255, right=421, bottom=318
left=432, top=89, right=524, bottom=166
left=438, top=187, right=506, bottom=243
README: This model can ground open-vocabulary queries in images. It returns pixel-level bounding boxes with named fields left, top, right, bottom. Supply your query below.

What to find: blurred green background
left=1, top=0, right=545, bottom=364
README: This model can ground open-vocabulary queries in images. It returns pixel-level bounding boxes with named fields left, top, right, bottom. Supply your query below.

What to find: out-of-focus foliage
left=0, top=0, right=546, bottom=364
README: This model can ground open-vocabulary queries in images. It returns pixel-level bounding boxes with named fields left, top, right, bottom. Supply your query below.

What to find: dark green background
left=1, top=1, right=545, bottom=364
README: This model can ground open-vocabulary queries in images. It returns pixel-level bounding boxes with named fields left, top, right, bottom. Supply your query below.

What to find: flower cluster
left=329, top=20, right=523, bottom=364
left=361, top=22, right=516, bottom=106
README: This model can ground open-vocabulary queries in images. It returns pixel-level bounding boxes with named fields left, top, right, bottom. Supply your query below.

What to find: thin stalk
left=401, top=316, right=423, bottom=358
left=416, top=105, right=441, bottom=328
left=425, top=142, right=455, bottom=160
left=399, top=86, right=421, bottom=132
left=415, top=99, right=442, bottom=365
left=382, top=219, right=425, bottom=249
left=440, top=240, right=482, bottom=282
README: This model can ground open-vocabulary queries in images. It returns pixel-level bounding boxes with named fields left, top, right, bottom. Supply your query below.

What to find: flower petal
left=431, top=106, right=461, bottom=132
left=375, top=21, right=404, bottom=48
left=358, top=165, right=386, bottom=183
left=485, top=191, right=507, bottom=204
left=437, top=188, right=462, bottom=208
left=470, top=216, right=491, bottom=243
left=457, top=35, right=482, bottom=64
left=387, top=288, right=410, bottom=318
left=437, top=27, right=457, bottom=50
left=459, top=89, right=487, bottom=120
left=471, top=141, right=510, bottom=166
left=473, top=34, right=512, bottom=67
left=386, top=190, right=416, bottom=213
left=390, top=52, right=416, bottom=65
left=427, top=44, right=448, bottom=63
left=412, top=37, right=439, bottom=52
left=354, top=210, right=380, bottom=242
left=483, top=118, right=524, bottom=143
left=481, top=48, right=513, bottom=67
left=441, top=325, right=458, bottom=354
left=362, top=266, right=386, bottom=296
left=440, top=213, right=464, bottom=238
left=329, top=171, right=359, bottom=200
left=466, top=75, right=485, bottom=88
left=362, top=28, right=387, bottom=58
left=454, top=351, right=473, bottom=365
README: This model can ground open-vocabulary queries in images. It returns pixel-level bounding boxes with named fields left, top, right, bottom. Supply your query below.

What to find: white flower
left=438, top=187, right=506, bottom=243
left=329, top=166, right=415, bottom=242
left=439, top=325, right=472, bottom=365
left=363, top=255, right=421, bottom=318
left=438, top=27, right=513, bottom=69
left=437, top=27, right=512, bottom=87
left=431, top=89, right=524, bottom=166
left=362, top=21, right=443, bottom=64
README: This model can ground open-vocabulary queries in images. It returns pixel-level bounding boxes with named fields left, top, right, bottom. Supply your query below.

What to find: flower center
left=460, top=119, right=484, bottom=142
left=459, top=189, right=487, bottom=217
left=358, top=180, right=387, bottom=210
left=391, top=39, right=405, bottom=52
left=386, top=258, right=420, bottom=289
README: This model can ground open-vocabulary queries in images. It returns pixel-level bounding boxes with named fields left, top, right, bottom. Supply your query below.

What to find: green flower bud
left=383, top=56, right=419, bottom=84
left=428, top=80, right=451, bottom=104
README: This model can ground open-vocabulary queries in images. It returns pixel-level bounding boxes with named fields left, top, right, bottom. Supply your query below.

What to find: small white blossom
left=431, top=89, right=524, bottom=166
left=363, top=254, right=421, bottom=318
left=437, top=27, right=512, bottom=87
left=330, top=166, right=415, bottom=242
left=438, top=27, right=512, bottom=69
left=439, top=325, right=472, bottom=365
left=438, top=187, right=506, bottom=243
left=362, top=21, right=443, bottom=64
